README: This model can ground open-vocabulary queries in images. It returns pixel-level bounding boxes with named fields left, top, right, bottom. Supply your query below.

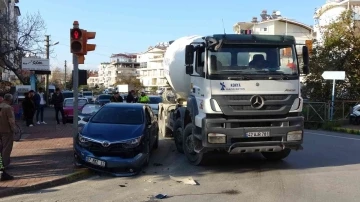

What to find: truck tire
left=183, top=123, right=208, bottom=166
left=261, top=148, right=291, bottom=161
left=173, top=119, right=184, bottom=153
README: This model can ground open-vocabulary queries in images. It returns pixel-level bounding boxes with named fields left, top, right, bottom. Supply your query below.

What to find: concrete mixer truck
left=158, top=34, right=310, bottom=165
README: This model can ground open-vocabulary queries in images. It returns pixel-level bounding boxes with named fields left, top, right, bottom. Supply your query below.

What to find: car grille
left=84, top=142, right=138, bottom=158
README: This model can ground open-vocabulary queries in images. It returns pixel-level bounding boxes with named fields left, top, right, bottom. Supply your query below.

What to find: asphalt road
left=2, top=129, right=360, bottom=202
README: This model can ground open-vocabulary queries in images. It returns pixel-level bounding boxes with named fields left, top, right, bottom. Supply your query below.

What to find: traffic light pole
left=73, top=54, right=79, bottom=138
left=72, top=21, right=79, bottom=139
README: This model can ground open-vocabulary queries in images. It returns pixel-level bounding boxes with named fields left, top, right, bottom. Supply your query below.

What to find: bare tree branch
left=0, top=11, right=46, bottom=84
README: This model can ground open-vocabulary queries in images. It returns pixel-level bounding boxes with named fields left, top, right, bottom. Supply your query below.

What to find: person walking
left=22, top=91, right=36, bottom=127
left=52, top=88, right=66, bottom=125
left=34, top=87, right=47, bottom=124
left=138, top=91, right=150, bottom=103
left=0, top=94, right=16, bottom=178
left=110, top=92, right=123, bottom=102
left=126, top=90, right=135, bottom=103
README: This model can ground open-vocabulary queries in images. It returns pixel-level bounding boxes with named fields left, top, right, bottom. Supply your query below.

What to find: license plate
left=246, top=131, right=270, bottom=137
left=86, top=157, right=106, bottom=167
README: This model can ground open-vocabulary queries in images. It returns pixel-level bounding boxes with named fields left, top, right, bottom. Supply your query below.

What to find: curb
left=0, top=168, right=93, bottom=199
left=324, top=127, right=360, bottom=135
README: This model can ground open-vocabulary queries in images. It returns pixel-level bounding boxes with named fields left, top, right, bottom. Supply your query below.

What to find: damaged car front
left=74, top=103, right=154, bottom=176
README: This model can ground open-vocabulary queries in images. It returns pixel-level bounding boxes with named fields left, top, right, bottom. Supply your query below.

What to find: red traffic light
left=71, top=28, right=82, bottom=40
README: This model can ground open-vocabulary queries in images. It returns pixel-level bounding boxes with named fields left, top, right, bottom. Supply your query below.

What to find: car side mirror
left=83, top=117, right=90, bottom=122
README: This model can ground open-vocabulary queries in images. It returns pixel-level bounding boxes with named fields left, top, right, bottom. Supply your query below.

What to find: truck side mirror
left=185, top=45, right=194, bottom=65
left=302, top=46, right=310, bottom=75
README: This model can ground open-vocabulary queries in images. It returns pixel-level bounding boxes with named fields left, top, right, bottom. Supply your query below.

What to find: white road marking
left=306, top=131, right=360, bottom=141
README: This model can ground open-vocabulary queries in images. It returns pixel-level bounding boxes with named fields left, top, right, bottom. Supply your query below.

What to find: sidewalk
left=0, top=107, right=92, bottom=198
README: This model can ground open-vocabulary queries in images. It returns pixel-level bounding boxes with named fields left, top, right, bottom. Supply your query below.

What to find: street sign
left=321, top=71, right=346, bottom=121
left=321, top=71, right=345, bottom=80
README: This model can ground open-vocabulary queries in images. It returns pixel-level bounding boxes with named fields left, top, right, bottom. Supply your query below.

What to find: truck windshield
left=208, top=44, right=298, bottom=78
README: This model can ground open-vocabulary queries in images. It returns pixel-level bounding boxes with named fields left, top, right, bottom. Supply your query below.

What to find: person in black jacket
left=51, top=88, right=66, bottom=124
left=110, top=92, right=123, bottom=102
left=126, top=90, right=135, bottom=103
left=34, top=87, right=47, bottom=124
left=22, top=91, right=36, bottom=127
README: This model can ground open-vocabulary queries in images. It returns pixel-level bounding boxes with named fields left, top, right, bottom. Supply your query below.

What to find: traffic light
left=82, top=30, right=96, bottom=55
left=70, top=28, right=84, bottom=54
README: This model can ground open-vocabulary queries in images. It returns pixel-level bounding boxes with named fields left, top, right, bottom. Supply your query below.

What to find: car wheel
left=153, top=131, right=159, bottom=150
left=144, top=142, right=150, bottom=167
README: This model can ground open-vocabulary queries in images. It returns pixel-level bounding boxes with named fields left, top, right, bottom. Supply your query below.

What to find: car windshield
left=98, top=95, right=112, bottom=100
left=83, top=92, right=92, bottom=96
left=81, top=104, right=101, bottom=114
left=64, top=99, right=87, bottom=107
left=62, top=92, right=74, bottom=99
left=91, top=107, right=143, bottom=124
left=207, top=44, right=298, bottom=77
left=149, top=97, right=162, bottom=104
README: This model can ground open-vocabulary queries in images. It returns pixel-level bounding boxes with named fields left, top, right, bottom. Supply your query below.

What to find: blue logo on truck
left=220, top=82, right=226, bottom=90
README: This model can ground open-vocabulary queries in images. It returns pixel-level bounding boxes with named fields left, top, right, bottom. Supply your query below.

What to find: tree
left=115, top=74, right=144, bottom=91
left=50, top=67, right=64, bottom=88
left=0, top=12, right=46, bottom=84
left=304, top=9, right=360, bottom=101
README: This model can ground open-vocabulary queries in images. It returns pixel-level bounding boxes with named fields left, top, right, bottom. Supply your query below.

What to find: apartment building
left=136, top=42, right=169, bottom=92
left=97, top=53, right=140, bottom=88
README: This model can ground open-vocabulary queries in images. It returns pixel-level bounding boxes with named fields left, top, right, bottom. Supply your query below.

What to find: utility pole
left=45, top=35, right=50, bottom=106
left=72, top=22, right=79, bottom=137
left=64, top=60, right=67, bottom=90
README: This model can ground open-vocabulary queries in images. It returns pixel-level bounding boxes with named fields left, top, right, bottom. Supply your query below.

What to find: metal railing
left=303, top=100, right=360, bottom=122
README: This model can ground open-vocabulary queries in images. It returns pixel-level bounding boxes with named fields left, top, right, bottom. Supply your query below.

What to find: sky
left=19, top=0, right=326, bottom=71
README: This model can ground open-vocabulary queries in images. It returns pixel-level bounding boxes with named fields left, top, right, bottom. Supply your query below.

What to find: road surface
left=2, top=130, right=360, bottom=202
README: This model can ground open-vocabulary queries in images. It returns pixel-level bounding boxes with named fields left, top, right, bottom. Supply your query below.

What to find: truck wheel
left=261, top=148, right=291, bottom=161
left=173, top=119, right=184, bottom=153
left=183, top=123, right=208, bottom=166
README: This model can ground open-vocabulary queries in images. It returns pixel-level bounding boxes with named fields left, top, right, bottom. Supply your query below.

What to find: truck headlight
left=208, top=133, right=226, bottom=144
left=122, top=136, right=142, bottom=148
left=287, top=130, right=302, bottom=141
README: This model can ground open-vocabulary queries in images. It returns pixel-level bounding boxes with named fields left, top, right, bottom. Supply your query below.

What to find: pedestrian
left=138, top=91, right=150, bottom=103
left=0, top=93, right=16, bottom=179
left=52, top=88, right=66, bottom=125
left=34, top=87, right=47, bottom=124
left=126, top=90, right=135, bottom=103
left=110, top=92, right=123, bottom=102
left=22, top=91, right=36, bottom=127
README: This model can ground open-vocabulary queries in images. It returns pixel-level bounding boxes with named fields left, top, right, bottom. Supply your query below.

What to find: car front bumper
left=74, top=143, right=148, bottom=176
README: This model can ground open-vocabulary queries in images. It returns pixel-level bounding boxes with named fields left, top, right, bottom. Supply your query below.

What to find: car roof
left=104, top=103, right=145, bottom=109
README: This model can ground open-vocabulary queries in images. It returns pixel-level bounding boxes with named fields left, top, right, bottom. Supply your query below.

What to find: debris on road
left=119, top=185, right=126, bottom=187
left=169, top=175, right=198, bottom=185
left=155, top=194, right=167, bottom=199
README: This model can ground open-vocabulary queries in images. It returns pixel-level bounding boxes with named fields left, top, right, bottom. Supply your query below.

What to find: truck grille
left=212, top=94, right=298, bottom=116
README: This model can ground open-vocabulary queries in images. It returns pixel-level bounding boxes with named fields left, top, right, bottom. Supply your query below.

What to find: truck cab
left=161, top=34, right=310, bottom=165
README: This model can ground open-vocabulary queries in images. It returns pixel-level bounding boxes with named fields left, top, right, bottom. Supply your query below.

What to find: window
left=81, top=104, right=101, bottom=115
left=263, top=27, right=268, bottom=32
left=91, top=107, right=144, bottom=125
left=208, top=44, right=298, bottom=76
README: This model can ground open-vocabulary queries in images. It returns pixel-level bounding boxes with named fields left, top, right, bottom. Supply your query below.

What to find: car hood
left=81, top=123, right=145, bottom=142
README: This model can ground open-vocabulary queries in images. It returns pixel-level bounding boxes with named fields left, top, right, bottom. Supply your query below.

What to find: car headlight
left=77, top=134, right=91, bottom=146
left=122, top=136, right=142, bottom=148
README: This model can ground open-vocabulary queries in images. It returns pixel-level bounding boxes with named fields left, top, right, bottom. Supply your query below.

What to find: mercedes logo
left=102, top=141, right=111, bottom=147
left=250, top=95, right=265, bottom=109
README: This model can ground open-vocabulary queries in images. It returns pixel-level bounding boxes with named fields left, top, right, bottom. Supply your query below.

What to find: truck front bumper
left=200, top=116, right=304, bottom=153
